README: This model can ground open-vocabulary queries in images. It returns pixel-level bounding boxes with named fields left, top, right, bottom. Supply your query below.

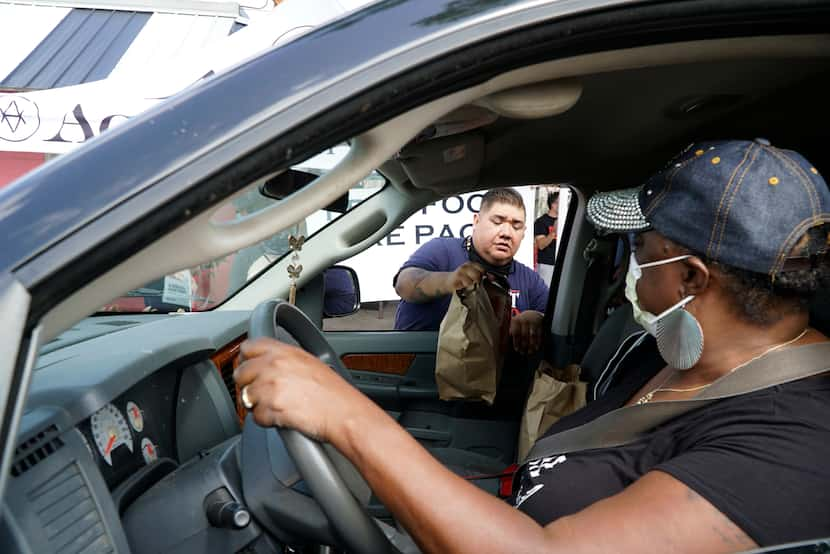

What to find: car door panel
left=326, top=330, right=525, bottom=465
left=329, top=331, right=438, bottom=407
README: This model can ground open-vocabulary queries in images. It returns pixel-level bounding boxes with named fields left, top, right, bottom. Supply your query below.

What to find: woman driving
left=235, top=139, right=830, bottom=553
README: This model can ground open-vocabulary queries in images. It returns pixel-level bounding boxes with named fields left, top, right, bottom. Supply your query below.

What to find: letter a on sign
left=46, top=104, right=95, bottom=144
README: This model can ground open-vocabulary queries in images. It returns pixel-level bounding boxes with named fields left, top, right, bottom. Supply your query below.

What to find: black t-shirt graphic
left=534, top=213, right=557, bottom=265
left=513, top=338, right=830, bottom=546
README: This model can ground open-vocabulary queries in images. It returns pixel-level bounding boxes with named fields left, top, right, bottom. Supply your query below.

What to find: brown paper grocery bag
left=435, top=278, right=511, bottom=405
left=518, top=361, right=587, bottom=460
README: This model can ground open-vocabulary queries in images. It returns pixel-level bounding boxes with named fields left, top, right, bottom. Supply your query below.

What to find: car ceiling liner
left=398, top=79, right=583, bottom=191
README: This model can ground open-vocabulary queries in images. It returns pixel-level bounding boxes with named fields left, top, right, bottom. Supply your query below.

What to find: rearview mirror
left=260, top=169, right=349, bottom=213
left=323, top=266, right=360, bottom=317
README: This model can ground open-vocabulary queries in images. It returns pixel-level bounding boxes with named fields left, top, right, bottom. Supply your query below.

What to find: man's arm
left=395, top=262, right=485, bottom=303
left=535, top=228, right=557, bottom=251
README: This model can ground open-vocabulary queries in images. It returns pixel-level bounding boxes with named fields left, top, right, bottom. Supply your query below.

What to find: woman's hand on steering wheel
left=234, top=337, right=370, bottom=445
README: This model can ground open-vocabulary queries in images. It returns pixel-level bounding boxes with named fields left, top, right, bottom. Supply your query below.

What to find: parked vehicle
left=2, top=1, right=829, bottom=552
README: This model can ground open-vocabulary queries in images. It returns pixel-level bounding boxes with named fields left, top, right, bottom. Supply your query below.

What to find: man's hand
left=535, top=225, right=557, bottom=250
left=446, top=261, right=486, bottom=292
left=395, top=262, right=486, bottom=303
left=510, top=310, right=544, bottom=354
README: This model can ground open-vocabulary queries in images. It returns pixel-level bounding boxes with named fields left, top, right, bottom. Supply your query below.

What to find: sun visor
left=475, top=79, right=582, bottom=119
left=397, top=132, right=484, bottom=192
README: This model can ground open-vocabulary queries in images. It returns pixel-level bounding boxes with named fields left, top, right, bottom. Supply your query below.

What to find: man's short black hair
left=480, top=187, right=525, bottom=214
left=548, top=192, right=560, bottom=209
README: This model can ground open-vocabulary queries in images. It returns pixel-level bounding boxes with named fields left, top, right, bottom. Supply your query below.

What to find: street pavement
left=323, top=300, right=399, bottom=331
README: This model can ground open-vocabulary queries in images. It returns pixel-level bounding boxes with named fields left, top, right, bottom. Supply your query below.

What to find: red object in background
left=0, top=151, right=45, bottom=188
left=191, top=256, right=234, bottom=311
left=99, top=296, right=146, bottom=312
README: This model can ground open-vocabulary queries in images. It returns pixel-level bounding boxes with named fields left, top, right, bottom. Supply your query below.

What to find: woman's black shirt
left=513, top=337, right=830, bottom=546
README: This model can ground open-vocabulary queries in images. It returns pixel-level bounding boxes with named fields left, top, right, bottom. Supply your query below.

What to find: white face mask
left=625, top=252, right=694, bottom=337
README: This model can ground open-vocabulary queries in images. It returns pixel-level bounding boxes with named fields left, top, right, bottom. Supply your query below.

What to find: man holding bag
left=393, top=187, right=549, bottom=354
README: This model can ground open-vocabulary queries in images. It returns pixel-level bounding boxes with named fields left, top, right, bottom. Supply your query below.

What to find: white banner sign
left=0, top=87, right=155, bottom=154
left=0, top=0, right=369, bottom=155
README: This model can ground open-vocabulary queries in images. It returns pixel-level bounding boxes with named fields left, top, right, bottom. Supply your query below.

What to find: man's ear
left=682, top=257, right=709, bottom=296
left=473, top=213, right=480, bottom=225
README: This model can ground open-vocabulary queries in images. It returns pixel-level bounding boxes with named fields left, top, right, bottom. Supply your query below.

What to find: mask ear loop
left=645, top=254, right=700, bottom=369
left=637, top=254, right=693, bottom=269
left=628, top=253, right=702, bottom=369
left=652, top=295, right=694, bottom=320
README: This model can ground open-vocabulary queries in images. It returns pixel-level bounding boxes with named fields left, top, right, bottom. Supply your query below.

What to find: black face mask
left=465, top=236, right=512, bottom=277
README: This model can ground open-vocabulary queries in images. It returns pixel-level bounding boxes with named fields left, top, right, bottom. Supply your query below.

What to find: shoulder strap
left=525, top=342, right=830, bottom=462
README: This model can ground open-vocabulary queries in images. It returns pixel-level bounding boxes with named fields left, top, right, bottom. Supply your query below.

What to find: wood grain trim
left=341, top=353, right=415, bottom=375
left=210, top=334, right=247, bottom=424
left=211, top=335, right=245, bottom=371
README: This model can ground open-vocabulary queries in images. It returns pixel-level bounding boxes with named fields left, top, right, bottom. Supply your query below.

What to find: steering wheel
left=243, top=300, right=399, bottom=553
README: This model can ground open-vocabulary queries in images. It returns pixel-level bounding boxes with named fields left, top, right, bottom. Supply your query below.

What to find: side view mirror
left=323, top=266, right=360, bottom=318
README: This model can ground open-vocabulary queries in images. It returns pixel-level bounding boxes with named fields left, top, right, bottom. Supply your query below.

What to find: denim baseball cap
left=586, top=139, right=830, bottom=277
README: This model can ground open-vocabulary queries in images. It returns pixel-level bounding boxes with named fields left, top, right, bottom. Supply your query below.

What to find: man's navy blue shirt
left=393, top=237, right=549, bottom=330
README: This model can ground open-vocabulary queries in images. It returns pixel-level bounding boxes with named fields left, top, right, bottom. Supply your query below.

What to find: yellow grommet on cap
left=811, top=167, right=819, bottom=174
left=695, top=149, right=704, bottom=156
left=769, top=177, right=780, bottom=186
left=712, top=157, right=721, bottom=164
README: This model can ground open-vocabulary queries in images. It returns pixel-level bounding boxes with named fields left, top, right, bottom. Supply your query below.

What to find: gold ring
left=241, top=385, right=254, bottom=410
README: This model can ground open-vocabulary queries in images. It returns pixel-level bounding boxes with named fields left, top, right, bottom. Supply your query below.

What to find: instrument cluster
left=87, top=402, right=159, bottom=466
left=79, top=368, right=179, bottom=489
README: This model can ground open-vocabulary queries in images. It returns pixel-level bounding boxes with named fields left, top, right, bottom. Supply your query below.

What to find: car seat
left=580, top=303, right=645, bottom=401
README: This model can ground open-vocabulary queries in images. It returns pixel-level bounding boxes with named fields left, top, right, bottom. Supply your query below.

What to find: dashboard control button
left=204, top=488, right=251, bottom=529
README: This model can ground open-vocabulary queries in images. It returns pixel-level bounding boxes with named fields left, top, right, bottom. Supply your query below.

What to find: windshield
left=98, top=146, right=385, bottom=313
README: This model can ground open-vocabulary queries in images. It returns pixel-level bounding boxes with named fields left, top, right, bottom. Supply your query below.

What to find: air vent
left=220, top=364, right=237, bottom=404
left=29, top=463, right=113, bottom=553
left=96, top=320, right=137, bottom=327
left=12, top=425, right=64, bottom=477
left=210, top=337, right=244, bottom=408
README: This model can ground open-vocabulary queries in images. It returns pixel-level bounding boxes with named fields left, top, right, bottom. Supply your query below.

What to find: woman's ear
left=682, top=257, right=709, bottom=296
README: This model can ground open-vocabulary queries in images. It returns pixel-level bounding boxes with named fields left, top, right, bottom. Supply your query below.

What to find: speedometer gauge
left=90, top=403, right=134, bottom=466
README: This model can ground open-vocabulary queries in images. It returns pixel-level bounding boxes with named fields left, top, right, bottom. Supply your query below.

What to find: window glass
left=323, top=185, right=569, bottom=331
left=99, top=145, right=385, bottom=313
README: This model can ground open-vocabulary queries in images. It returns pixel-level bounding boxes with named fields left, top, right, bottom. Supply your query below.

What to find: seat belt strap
left=462, top=463, right=518, bottom=498
left=525, top=342, right=830, bottom=462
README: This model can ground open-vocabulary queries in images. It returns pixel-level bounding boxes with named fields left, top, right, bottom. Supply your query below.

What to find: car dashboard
left=1, top=311, right=250, bottom=553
